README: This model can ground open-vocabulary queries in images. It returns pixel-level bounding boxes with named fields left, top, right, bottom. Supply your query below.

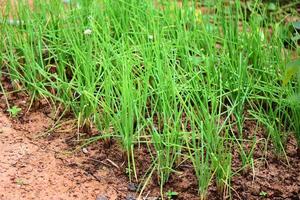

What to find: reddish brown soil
left=231, top=131, right=300, bottom=200
left=0, top=77, right=299, bottom=200
left=1, top=102, right=300, bottom=200
left=0, top=111, right=130, bottom=200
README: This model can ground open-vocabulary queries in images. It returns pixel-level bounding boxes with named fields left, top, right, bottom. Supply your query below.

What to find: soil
left=0, top=111, right=129, bottom=200
left=0, top=89, right=300, bottom=200
left=231, top=123, right=300, bottom=200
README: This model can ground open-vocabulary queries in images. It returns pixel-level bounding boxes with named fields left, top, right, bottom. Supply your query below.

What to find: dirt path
left=0, top=111, right=127, bottom=200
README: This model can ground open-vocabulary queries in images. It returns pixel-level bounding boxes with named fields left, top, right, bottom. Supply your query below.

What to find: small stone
left=82, top=148, right=88, bottom=154
left=126, top=194, right=136, bottom=200
left=96, top=195, right=108, bottom=200
left=128, top=183, right=137, bottom=192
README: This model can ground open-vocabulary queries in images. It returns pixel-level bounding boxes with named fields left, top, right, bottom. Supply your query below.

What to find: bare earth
left=0, top=88, right=300, bottom=200
left=0, top=111, right=126, bottom=200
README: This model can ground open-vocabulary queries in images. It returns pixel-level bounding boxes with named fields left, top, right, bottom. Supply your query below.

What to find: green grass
left=0, top=0, right=299, bottom=199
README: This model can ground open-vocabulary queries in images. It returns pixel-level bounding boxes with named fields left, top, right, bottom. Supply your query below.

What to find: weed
left=259, top=191, right=268, bottom=197
left=7, top=106, right=22, bottom=118
left=166, top=190, right=178, bottom=200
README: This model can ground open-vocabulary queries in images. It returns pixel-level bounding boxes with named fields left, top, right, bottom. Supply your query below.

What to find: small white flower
left=63, top=0, right=81, bottom=9
left=6, top=19, right=23, bottom=26
left=84, top=29, right=92, bottom=35
left=63, top=0, right=72, bottom=4
left=148, top=34, right=154, bottom=40
left=259, top=30, right=265, bottom=42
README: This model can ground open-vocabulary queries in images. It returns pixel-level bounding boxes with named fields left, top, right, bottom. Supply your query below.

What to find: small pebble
left=96, top=195, right=108, bottom=200
left=82, top=148, right=88, bottom=154
left=126, top=194, right=136, bottom=200
left=128, top=182, right=137, bottom=192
